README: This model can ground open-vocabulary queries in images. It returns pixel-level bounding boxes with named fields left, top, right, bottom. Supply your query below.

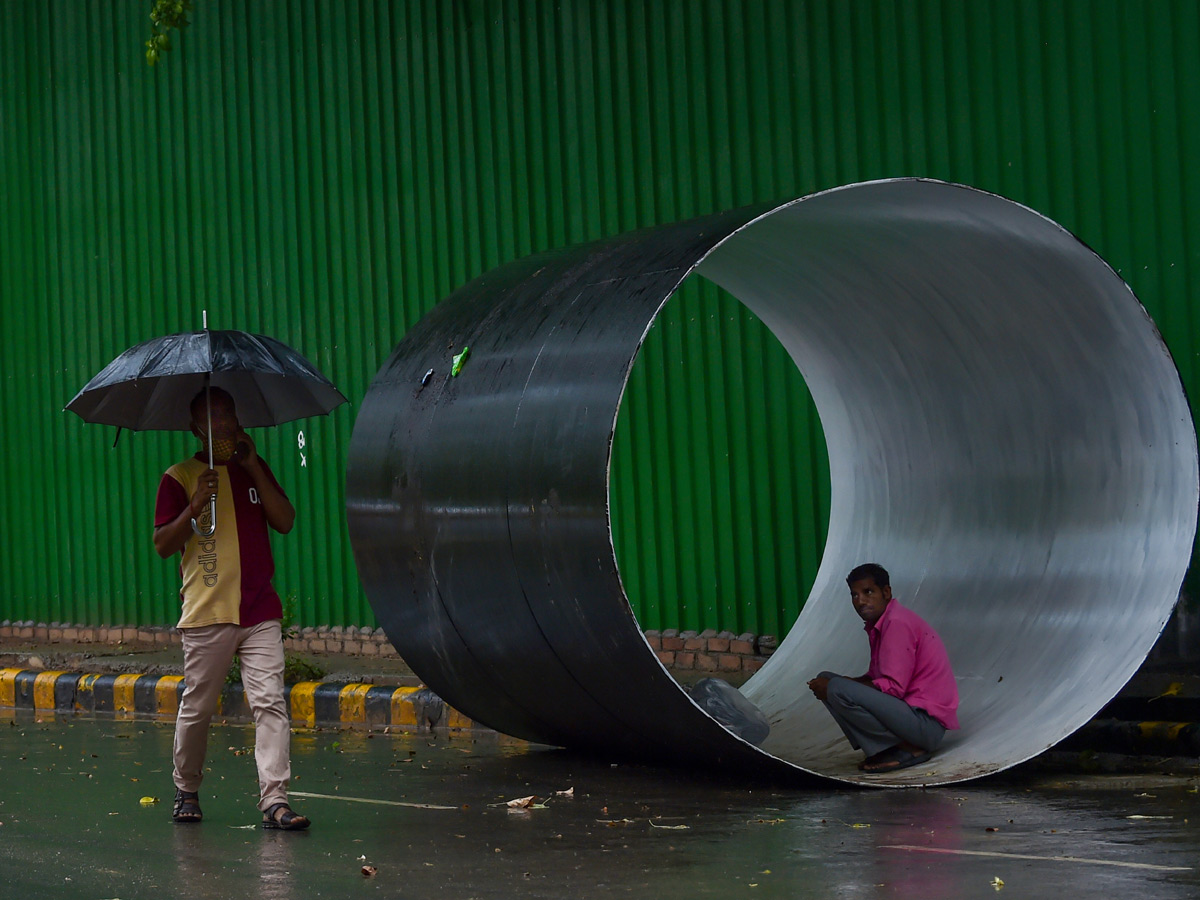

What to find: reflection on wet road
left=0, top=716, right=1195, bottom=899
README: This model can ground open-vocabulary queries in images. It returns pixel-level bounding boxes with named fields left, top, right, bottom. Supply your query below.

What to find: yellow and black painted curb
left=0, top=668, right=475, bottom=732
left=8, top=667, right=1196, bottom=756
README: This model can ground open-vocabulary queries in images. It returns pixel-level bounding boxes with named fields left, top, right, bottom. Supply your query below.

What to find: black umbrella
left=65, top=329, right=347, bottom=431
left=66, top=326, right=347, bottom=535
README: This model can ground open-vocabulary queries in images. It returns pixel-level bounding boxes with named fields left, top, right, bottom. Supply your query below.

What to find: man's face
left=192, top=393, right=240, bottom=446
left=849, top=577, right=892, bottom=626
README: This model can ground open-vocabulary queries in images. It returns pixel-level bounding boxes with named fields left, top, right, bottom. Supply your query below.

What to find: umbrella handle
left=191, top=497, right=216, bottom=537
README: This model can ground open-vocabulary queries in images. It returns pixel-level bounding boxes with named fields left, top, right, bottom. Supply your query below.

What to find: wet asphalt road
left=0, top=715, right=1196, bottom=899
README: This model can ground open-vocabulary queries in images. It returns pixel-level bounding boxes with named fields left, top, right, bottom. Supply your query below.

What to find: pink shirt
left=866, top=599, right=959, bottom=730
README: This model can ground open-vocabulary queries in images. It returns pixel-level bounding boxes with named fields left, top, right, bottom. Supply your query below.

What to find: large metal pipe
left=346, top=179, right=1197, bottom=785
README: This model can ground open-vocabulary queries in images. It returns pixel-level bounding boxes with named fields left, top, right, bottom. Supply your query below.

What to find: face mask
left=210, top=435, right=239, bottom=464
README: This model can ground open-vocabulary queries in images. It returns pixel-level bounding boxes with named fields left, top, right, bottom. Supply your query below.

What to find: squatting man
left=807, top=563, right=959, bottom=772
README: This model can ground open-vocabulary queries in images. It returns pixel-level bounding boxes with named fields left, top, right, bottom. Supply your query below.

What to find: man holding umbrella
left=153, top=386, right=310, bottom=830
left=68, top=323, right=345, bottom=829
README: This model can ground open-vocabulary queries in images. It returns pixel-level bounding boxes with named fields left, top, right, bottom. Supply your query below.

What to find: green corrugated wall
left=2, top=1, right=1198, bottom=636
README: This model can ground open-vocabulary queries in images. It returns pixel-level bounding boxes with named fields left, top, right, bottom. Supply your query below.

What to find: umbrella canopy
left=65, top=329, right=347, bottom=431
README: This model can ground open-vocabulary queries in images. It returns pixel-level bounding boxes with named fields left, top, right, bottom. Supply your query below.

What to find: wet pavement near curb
left=0, top=715, right=1197, bottom=900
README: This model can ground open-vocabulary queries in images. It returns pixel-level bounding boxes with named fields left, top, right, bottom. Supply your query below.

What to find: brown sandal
left=857, top=749, right=892, bottom=771
left=861, top=745, right=932, bottom=772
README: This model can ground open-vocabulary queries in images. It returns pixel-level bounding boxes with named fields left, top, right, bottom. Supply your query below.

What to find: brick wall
left=0, top=621, right=777, bottom=673
left=645, top=629, right=777, bottom=674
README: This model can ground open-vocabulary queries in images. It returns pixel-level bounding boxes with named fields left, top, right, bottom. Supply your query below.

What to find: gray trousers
left=818, top=671, right=946, bottom=759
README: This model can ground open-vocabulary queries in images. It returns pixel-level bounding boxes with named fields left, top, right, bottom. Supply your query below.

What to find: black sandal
left=173, top=789, right=202, bottom=823
left=262, top=802, right=310, bottom=831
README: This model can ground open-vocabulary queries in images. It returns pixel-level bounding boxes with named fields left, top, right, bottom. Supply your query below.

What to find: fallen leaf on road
left=649, top=820, right=689, bottom=830
left=507, top=796, right=535, bottom=809
left=139, top=796, right=159, bottom=806
left=555, top=787, right=574, bottom=798
left=991, top=876, right=1004, bottom=889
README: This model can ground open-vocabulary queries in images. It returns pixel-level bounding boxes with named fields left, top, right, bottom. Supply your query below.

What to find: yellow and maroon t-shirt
left=154, top=454, right=286, bottom=629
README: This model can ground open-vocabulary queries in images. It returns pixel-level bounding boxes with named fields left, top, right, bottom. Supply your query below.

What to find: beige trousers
left=173, top=619, right=292, bottom=811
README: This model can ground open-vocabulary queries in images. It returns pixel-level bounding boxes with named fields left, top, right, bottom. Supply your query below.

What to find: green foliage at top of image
left=145, top=0, right=193, bottom=66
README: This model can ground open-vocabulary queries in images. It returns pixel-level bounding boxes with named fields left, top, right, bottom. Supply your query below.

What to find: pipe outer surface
left=346, top=179, right=1198, bottom=786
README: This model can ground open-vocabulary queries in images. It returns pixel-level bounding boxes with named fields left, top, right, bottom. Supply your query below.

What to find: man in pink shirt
left=807, top=563, right=959, bottom=772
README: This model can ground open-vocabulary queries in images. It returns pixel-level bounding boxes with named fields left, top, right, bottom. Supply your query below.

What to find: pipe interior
left=684, top=181, right=1197, bottom=784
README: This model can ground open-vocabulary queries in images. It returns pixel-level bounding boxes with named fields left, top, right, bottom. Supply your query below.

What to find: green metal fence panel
left=1, top=1, right=1198, bottom=635
left=610, top=283, right=829, bottom=637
